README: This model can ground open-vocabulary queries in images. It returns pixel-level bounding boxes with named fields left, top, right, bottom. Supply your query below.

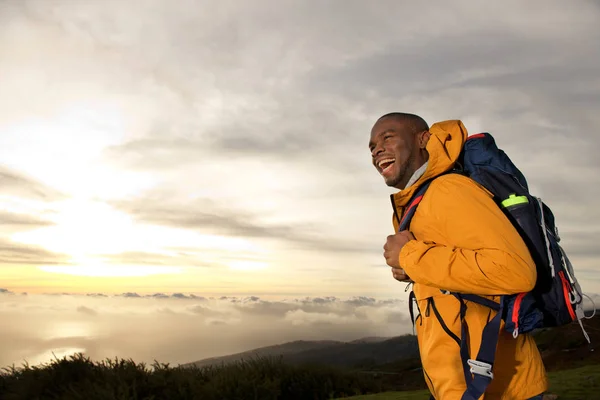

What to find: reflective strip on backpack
left=500, top=194, right=529, bottom=208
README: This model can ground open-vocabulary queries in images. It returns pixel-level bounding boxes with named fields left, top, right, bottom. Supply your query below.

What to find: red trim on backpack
left=559, top=271, right=576, bottom=321
left=512, top=292, right=527, bottom=333
left=466, top=133, right=485, bottom=141
left=399, top=195, right=424, bottom=228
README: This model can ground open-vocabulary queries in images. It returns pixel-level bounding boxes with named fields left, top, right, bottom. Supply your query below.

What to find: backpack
left=400, top=132, right=595, bottom=400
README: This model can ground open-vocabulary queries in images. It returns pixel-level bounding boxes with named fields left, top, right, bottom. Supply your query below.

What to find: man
left=369, top=113, right=547, bottom=399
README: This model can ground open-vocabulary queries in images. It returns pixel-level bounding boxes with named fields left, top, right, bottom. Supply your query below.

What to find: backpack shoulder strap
left=398, top=180, right=432, bottom=231
left=398, top=170, right=461, bottom=231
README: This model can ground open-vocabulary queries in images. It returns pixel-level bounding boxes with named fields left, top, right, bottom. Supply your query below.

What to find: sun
left=12, top=198, right=137, bottom=257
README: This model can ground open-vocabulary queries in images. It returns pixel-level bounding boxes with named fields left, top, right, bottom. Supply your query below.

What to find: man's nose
left=372, top=143, right=384, bottom=157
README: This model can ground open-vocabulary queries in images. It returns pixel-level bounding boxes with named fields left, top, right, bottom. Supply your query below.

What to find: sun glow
left=45, top=321, right=92, bottom=340
left=39, top=264, right=182, bottom=278
left=13, top=199, right=137, bottom=257
left=12, top=197, right=264, bottom=259
left=26, top=348, right=88, bottom=367
left=228, top=260, right=268, bottom=271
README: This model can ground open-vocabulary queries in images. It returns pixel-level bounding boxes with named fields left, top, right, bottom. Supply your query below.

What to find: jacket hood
left=391, top=119, right=469, bottom=207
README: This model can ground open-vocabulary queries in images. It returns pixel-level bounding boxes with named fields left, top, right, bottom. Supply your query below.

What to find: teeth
left=378, top=158, right=395, bottom=168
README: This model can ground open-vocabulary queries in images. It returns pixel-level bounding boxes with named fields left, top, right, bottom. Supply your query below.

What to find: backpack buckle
left=467, top=359, right=494, bottom=379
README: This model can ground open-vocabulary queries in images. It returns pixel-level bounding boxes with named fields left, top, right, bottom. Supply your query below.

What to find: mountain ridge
left=181, top=334, right=417, bottom=369
left=182, top=313, right=600, bottom=372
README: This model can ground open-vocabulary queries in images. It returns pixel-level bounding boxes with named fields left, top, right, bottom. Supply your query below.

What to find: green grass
left=547, top=364, right=600, bottom=399
left=336, top=390, right=430, bottom=400
left=339, top=364, right=600, bottom=400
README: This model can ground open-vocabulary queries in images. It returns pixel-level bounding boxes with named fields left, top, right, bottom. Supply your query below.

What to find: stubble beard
left=386, top=153, right=415, bottom=189
left=385, top=161, right=410, bottom=189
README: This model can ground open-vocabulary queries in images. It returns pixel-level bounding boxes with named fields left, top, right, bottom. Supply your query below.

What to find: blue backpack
left=400, top=132, right=594, bottom=400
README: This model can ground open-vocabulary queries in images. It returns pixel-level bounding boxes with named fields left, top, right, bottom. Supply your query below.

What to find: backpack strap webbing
left=398, top=169, right=463, bottom=232
left=398, top=179, right=435, bottom=231
left=453, top=294, right=504, bottom=400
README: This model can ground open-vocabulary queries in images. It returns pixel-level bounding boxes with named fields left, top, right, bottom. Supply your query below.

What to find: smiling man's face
left=369, top=116, right=428, bottom=190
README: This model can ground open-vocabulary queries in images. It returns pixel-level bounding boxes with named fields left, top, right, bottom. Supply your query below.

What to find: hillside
left=184, top=313, right=600, bottom=373
left=183, top=340, right=343, bottom=368
left=533, top=314, right=600, bottom=371
left=183, top=335, right=417, bottom=369
left=279, top=335, right=419, bottom=368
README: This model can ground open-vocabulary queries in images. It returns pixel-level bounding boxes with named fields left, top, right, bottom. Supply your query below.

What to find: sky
left=0, top=0, right=599, bottom=368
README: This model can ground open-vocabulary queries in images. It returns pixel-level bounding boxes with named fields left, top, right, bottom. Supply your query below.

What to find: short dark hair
left=378, top=112, right=429, bottom=134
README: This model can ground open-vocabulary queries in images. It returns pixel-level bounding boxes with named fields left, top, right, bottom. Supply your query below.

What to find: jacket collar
left=391, top=119, right=469, bottom=208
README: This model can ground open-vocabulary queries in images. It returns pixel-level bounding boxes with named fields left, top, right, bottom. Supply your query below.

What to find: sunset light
left=38, top=264, right=182, bottom=278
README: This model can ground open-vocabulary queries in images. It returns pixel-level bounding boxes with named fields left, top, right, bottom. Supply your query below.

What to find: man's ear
left=418, top=131, right=431, bottom=149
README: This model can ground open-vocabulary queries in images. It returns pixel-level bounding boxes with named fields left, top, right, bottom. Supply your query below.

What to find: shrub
left=0, top=353, right=383, bottom=400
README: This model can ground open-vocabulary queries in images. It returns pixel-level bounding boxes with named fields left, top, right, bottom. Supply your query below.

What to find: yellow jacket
left=393, top=120, right=548, bottom=399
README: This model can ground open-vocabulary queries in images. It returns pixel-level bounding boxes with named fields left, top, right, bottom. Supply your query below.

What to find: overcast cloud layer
left=0, top=0, right=599, bottom=367
left=1, top=289, right=598, bottom=369
left=1, top=289, right=597, bottom=369
left=0, top=290, right=412, bottom=368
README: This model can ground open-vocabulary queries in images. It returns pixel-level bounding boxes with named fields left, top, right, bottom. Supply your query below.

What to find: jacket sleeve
left=399, top=175, right=537, bottom=295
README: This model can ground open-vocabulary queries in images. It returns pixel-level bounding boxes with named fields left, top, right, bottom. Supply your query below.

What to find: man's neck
left=402, top=161, right=428, bottom=190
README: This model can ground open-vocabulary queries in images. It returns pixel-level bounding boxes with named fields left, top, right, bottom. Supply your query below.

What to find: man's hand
left=384, top=230, right=415, bottom=282
left=391, top=267, right=411, bottom=282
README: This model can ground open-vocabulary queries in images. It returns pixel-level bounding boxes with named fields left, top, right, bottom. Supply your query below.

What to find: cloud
left=91, top=0, right=600, bottom=283
left=1, top=290, right=596, bottom=370
left=0, top=210, right=54, bottom=231
left=0, top=238, right=71, bottom=266
left=116, top=292, right=206, bottom=301
left=97, top=251, right=217, bottom=268
left=0, top=165, right=65, bottom=201
left=0, top=293, right=412, bottom=369
left=108, top=196, right=374, bottom=254
left=555, top=231, right=600, bottom=260
left=284, top=309, right=361, bottom=326
left=76, top=306, right=97, bottom=316
left=0, top=0, right=599, bottom=301
left=149, top=293, right=169, bottom=299
left=188, top=304, right=223, bottom=317
left=119, top=292, right=141, bottom=298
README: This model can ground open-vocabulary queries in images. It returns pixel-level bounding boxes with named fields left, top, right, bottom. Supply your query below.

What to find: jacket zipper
left=423, top=366, right=437, bottom=399
left=390, top=194, right=400, bottom=226
left=428, top=297, right=461, bottom=346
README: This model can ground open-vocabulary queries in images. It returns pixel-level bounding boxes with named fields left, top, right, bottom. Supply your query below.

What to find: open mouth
left=378, top=158, right=395, bottom=175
